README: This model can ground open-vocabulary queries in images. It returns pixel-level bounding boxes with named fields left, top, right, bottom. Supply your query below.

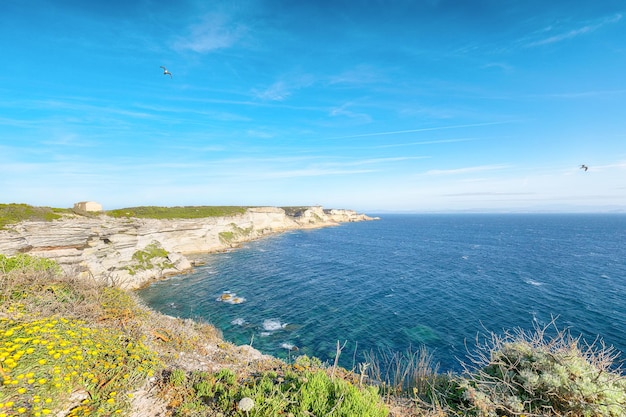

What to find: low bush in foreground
left=159, top=357, right=388, bottom=417
left=435, top=322, right=626, bottom=416
left=0, top=317, right=159, bottom=416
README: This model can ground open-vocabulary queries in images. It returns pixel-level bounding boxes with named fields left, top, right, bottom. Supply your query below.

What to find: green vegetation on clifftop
left=0, top=204, right=70, bottom=230
left=105, top=206, right=248, bottom=219
left=0, top=204, right=252, bottom=229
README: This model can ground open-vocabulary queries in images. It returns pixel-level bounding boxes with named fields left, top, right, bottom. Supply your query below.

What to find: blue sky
left=1, top=0, right=625, bottom=212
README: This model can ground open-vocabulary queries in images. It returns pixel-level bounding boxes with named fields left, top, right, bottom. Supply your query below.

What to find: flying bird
left=160, top=66, right=172, bottom=78
left=580, top=164, right=588, bottom=171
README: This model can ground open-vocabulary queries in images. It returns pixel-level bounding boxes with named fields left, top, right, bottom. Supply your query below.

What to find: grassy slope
left=0, top=204, right=71, bottom=229
left=105, top=206, right=248, bottom=219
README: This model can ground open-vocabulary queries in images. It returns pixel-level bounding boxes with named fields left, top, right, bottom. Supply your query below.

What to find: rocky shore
left=0, top=206, right=376, bottom=289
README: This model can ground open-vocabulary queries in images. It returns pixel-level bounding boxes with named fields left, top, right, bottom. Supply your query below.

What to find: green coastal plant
left=448, top=320, right=626, bottom=416
left=161, top=363, right=389, bottom=417
left=219, top=223, right=253, bottom=245
left=364, top=345, right=440, bottom=397
left=0, top=316, right=160, bottom=417
left=0, top=253, right=62, bottom=276
left=126, top=242, right=174, bottom=276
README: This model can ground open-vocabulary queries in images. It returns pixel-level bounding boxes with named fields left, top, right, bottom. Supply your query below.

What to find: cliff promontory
left=0, top=206, right=375, bottom=289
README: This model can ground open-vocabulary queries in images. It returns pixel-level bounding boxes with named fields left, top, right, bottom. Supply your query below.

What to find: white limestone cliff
left=0, top=206, right=375, bottom=289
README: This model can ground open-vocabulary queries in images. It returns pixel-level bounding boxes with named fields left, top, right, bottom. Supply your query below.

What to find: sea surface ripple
left=137, top=214, right=626, bottom=372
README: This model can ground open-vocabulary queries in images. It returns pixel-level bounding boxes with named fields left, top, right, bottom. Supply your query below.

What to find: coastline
left=0, top=206, right=377, bottom=289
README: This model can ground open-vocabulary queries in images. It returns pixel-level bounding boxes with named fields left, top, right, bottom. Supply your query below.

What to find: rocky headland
left=0, top=206, right=376, bottom=289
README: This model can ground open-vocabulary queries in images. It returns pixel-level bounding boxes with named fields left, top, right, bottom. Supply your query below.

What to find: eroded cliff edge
left=0, top=206, right=376, bottom=289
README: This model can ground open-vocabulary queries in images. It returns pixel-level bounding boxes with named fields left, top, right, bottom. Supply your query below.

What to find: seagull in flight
left=160, top=66, right=172, bottom=78
left=580, top=164, right=588, bottom=171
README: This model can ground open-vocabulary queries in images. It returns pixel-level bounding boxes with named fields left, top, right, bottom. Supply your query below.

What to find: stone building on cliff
left=73, top=201, right=103, bottom=212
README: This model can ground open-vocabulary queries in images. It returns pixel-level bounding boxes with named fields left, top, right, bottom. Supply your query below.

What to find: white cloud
left=328, top=65, right=386, bottom=85
left=173, top=13, right=247, bottom=53
left=329, top=102, right=372, bottom=123
left=371, top=137, right=476, bottom=149
left=525, top=13, right=622, bottom=47
left=330, top=121, right=511, bottom=140
left=253, top=81, right=291, bottom=101
left=425, top=164, right=511, bottom=176
left=528, top=89, right=626, bottom=99
left=246, top=129, right=274, bottom=139
left=252, top=74, right=315, bottom=101
left=481, top=62, right=514, bottom=72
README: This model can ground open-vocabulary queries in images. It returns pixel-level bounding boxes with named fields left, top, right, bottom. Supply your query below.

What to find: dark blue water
left=137, top=214, right=626, bottom=372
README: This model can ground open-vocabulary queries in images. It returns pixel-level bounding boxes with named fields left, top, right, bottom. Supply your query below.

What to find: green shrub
left=452, top=321, right=626, bottom=417
left=163, top=365, right=389, bottom=417
left=126, top=242, right=173, bottom=275
left=169, top=369, right=188, bottom=387
left=219, top=223, right=253, bottom=245
left=0, top=253, right=62, bottom=275
left=293, top=370, right=388, bottom=417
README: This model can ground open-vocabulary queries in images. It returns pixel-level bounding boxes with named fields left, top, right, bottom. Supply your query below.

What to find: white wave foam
left=525, top=279, right=543, bottom=286
left=231, top=318, right=246, bottom=326
left=263, top=319, right=287, bottom=331
left=280, top=342, right=298, bottom=351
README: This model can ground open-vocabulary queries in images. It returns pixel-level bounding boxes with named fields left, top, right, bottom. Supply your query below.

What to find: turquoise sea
left=137, top=214, right=626, bottom=372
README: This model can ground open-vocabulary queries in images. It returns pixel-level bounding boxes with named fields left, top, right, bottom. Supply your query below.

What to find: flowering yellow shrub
left=0, top=316, right=160, bottom=417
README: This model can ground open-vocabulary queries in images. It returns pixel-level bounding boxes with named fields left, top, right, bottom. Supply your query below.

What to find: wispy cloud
left=329, top=121, right=512, bottom=140
left=173, top=13, right=247, bottom=53
left=426, top=164, right=511, bottom=176
left=372, top=138, right=477, bottom=149
left=328, top=65, right=387, bottom=85
left=246, top=129, right=274, bottom=139
left=329, top=102, right=372, bottom=123
left=41, top=133, right=97, bottom=147
left=257, top=167, right=376, bottom=179
left=322, top=156, right=428, bottom=167
left=444, top=192, right=535, bottom=197
left=253, top=81, right=292, bottom=101
left=527, top=89, right=626, bottom=99
left=481, top=62, right=514, bottom=72
left=252, top=74, right=315, bottom=101
left=525, top=13, right=622, bottom=47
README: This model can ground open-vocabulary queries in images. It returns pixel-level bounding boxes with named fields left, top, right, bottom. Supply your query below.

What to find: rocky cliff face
left=0, top=206, right=376, bottom=289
